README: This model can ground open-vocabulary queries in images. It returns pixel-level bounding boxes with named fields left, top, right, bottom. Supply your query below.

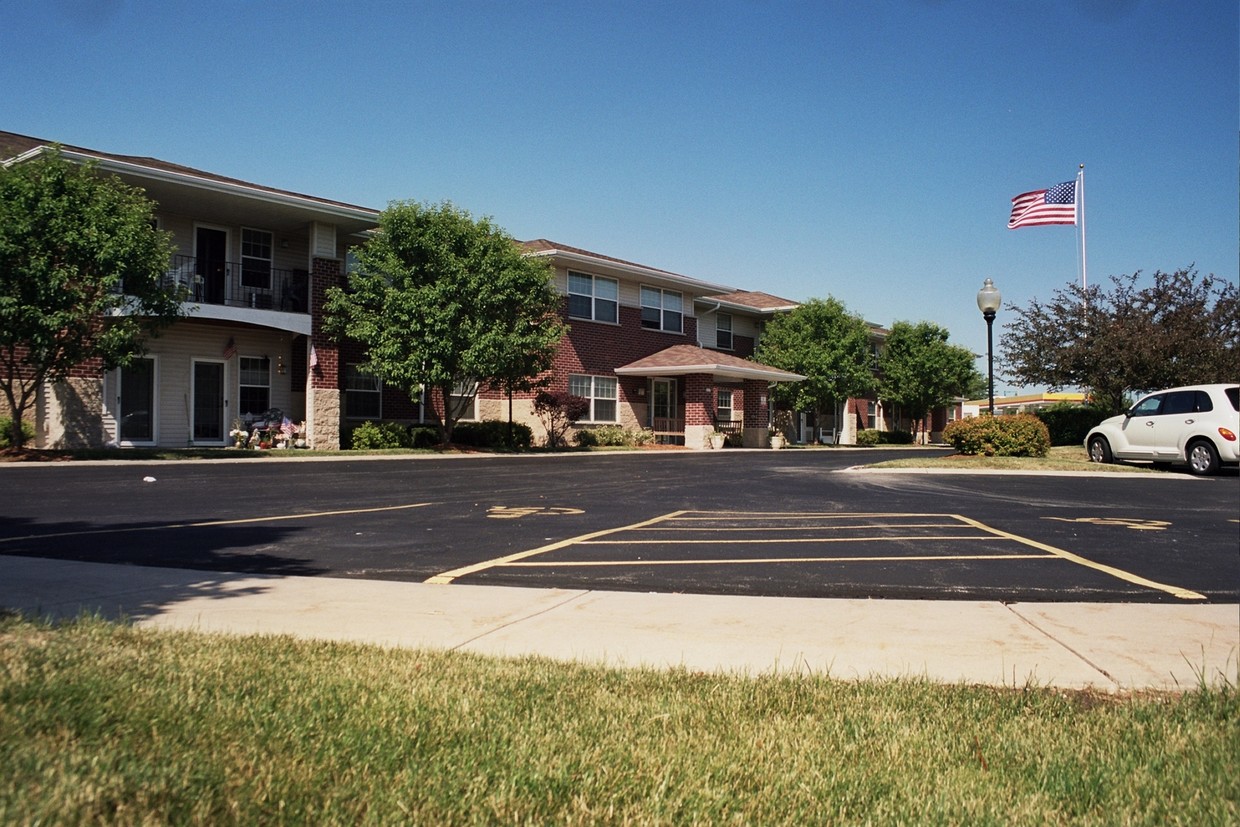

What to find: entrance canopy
left=614, top=344, right=805, bottom=382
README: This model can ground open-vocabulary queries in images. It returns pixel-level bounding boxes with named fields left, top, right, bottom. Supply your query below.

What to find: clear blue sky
left=4, top=1, right=1236, bottom=389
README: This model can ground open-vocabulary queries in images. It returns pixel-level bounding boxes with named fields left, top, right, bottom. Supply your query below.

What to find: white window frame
left=449, top=379, right=478, bottom=422
left=240, top=227, right=274, bottom=290
left=237, top=356, right=272, bottom=421
left=567, top=271, right=619, bottom=324
left=344, top=364, right=382, bottom=420
left=716, top=312, right=733, bottom=350
left=640, top=286, right=683, bottom=333
left=569, top=374, right=618, bottom=423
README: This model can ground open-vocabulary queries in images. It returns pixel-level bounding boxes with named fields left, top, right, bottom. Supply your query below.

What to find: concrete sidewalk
left=2, top=554, right=1236, bottom=692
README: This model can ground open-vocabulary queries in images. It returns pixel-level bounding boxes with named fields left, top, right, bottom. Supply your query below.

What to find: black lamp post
left=976, top=278, right=1002, bottom=416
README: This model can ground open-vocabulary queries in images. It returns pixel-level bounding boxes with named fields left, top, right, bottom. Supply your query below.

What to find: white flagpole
left=1077, top=163, right=1087, bottom=292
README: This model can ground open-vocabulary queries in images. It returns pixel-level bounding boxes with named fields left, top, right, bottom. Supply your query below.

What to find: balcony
left=163, top=254, right=309, bottom=314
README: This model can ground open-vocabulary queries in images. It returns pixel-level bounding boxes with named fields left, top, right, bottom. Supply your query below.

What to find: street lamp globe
left=976, top=278, right=1002, bottom=317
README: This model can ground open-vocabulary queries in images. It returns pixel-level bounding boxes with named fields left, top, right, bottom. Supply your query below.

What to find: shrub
left=452, top=420, right=532, bottom=450
left=534, top=390, right=590, bottom=448
left=942, top=414, right=1050, bottom=457
left=855, top=429, right=880, bottom=446
left=1036, top=403, right=1109, bottom=446
left=575, top=426, right=655, bottom=447
left=0, top=417, right=36, bottom=449
left=409, top=427, right=440, bottom=449
left=349, top=421, right=414, bottom=450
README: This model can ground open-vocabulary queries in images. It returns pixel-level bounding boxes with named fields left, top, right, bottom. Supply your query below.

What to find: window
left=241, top=228, right=273, bottom=289
left=238, top=357, right=271, bottom=419
left=569, top=374, right=618, bottom=422
left=640, top=286, right=682, bottom=333
left=344, top=364, right=381, bottom=419
left=716, top=313, right=733, bottom=350
left=567, top=271, right=618, bottom=323
left=716, top=389, right=733, bottom=422
left=449, top=380, right=478, bottom=422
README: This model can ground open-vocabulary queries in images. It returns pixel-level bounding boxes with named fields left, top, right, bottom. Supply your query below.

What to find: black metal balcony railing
left=162, top=254, right=309, bottom=313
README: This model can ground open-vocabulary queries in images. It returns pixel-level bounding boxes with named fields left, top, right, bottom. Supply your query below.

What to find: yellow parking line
left=509, top=554, right=1049, bottom=568
left=0, top=502, right=433, bottom=543
left=424, top=510, right=690, bottom=584
left=639, top=522, right=963, bottom=532
left=951, top=514, right=1206, bottom=601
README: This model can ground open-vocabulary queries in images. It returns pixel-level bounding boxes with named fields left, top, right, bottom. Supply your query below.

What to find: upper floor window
left=641, top=286, right=683, bottom=333
left=567, top=271, right=618, bottom=323
left=241, top=228, right=273, bottom=289
left=716, top=313, right=733, bottom=350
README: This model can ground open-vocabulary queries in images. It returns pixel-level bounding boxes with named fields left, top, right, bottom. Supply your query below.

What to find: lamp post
left=976, top=278, right=1002, bottom=416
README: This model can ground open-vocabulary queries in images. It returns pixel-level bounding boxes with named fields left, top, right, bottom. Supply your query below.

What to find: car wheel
left=1187, top=440, right=1220, bottom=476
left=1087, top=436, right=1112, bottom=464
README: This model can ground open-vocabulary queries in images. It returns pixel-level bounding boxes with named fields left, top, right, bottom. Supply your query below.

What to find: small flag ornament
left=1008, top=180, right=1077, bottom=229
left=223, top=337, right=237, bottom=359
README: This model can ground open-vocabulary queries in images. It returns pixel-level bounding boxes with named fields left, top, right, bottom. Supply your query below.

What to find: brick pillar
left=742, top=379, right=768, bottom=447
left=683, top=373, right=714, bottom=449
left=308, top=256, right=342, bottom=450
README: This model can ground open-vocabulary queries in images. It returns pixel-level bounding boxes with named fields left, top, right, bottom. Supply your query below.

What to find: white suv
left=1085, top=384, right=1239, bottom=475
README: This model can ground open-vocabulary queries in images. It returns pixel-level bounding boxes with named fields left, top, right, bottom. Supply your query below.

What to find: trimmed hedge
left=452, top=419, right=532, bottom=450
left=855, top=429, right=915, bottom=446
left=349, top=421, right=414, bottom=450
left=941, top=414, right=1050, bottom=457
left=1035, top=403, right=1110, bottom=446
left=0, top=417, right=36, bottom=449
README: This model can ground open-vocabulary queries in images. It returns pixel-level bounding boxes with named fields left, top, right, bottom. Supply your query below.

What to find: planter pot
left=708, top=433, right=726, bottom=450
left=769, top=435, right=785, bottom=449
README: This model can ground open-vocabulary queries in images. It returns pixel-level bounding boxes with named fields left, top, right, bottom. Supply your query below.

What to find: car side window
left=1193, top=391, right=1214, bottom=413
left=1130, top=395, right=1163, bottom=417
left=1160, top=391, right=1196, bottom=416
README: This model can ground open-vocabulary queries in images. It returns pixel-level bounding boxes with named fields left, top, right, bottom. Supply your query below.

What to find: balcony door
left=195, top=226, right=228, bottom=304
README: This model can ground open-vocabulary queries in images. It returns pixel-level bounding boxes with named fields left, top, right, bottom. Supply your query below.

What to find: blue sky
left=4, top=1, right=1236, bottom=388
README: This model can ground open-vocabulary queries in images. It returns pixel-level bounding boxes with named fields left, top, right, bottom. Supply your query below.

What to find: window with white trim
left=344, top=364, right=381, bottom=419
left=241, top=228, right=273, bottom=289
left=567, top=271, right=618, bottom=323
left=569, top=374, right=618, bottom=422
left=716, top=313, right=733, bottom=350
left=716, top=389, right=733, bottom=422
left=238, top=356, right=271, bottom=419
left=449, top=379, right=478, bottom=422
left=640, top=286, right=682, bottom=333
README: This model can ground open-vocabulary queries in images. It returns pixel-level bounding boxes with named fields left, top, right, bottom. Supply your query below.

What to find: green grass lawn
left=2, top=615, right=1235, bottom=825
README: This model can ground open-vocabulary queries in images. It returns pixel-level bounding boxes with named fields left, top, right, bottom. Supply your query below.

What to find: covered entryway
left=615, top=345, right=804, bottom=449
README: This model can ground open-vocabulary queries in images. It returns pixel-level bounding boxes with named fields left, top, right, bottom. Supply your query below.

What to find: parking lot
left=1, top=449, right=1237, bottom=603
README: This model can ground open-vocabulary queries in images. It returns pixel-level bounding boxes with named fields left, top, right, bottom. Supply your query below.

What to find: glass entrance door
left=192, top=360, right=225, bottom=443
left=119, top=358, right=154, bottom=443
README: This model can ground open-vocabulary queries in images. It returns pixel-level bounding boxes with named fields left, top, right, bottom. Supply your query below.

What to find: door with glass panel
left=650, top=378, right=681, bottom=443
left=192, top=360, right=226, bottom=443
left=118, top=358, right=155, bottom=444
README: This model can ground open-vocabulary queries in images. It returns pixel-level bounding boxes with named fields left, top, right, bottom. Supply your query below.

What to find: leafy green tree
left=754, top=297, right=875, bottom=424
left=1000, top=267, right=1238, bottom=414
left=878, top=321, right=982, bottom=439
left=324, top=201, right=567, bottom=445
left=0, top=147, right=181, bottom=448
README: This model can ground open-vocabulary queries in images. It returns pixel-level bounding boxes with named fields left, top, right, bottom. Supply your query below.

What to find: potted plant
left=769, top=430, right=785, bottom=449
left=708, top=430, right=726, bottom=450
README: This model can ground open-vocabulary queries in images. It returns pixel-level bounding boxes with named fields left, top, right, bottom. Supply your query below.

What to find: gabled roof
left=698, top=289, right=799, bottom=314
left=614, top=344, right=804, bottom=382
left=0, top=130, right=378, bottom=235
left=519, top=239, right=732, bottom=294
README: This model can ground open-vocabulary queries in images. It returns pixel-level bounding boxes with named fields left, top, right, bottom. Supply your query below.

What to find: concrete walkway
left=3, top=554, right=1235, bottom=692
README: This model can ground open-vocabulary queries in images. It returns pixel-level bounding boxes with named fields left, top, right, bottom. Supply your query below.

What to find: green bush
left=575, top=426, right=655, bottom=447
left=0, top=416, right=36, bottom=449
left=854, top=429, right=913, bottom=446
left=941, top=414, right=1050, bottom=457
left=1035, top=403, right=1109, bottom=446
left=452, top=419, right=532, bottom=450
left=349, top=421, right=414, bottom=450
left=409, top=427, right=440, bottom=449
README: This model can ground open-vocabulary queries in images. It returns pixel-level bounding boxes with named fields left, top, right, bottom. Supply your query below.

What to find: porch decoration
left=708, top=430, right=726, bottom=450
left=769, top=432, right=785, bottom=449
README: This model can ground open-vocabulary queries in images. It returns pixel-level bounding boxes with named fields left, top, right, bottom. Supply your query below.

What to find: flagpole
left=1077, top=163, right=1086, bottom=292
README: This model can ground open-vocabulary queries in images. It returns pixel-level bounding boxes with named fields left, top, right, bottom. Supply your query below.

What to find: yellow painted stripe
left=0, top=502, right=433, bottom=543
left=424, top=510, right=690, bottom=584
left=508, top=554, right=1050, bottom=568
left=636, top=523, right=965, bottom=532
left=581, top=535, right=989, bottom=545
left=667, top=512, right=944, bottom=520
left=950, top=514, right=1206, bottom=601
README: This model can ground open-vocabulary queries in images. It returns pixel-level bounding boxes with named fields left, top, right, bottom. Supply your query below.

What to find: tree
left=754, top=297, right=876, bottom=424
left=878, top=321, right=981, bottom=439
left=1000, top=268, right=1238, bottom=414
left=533, top=389, right=589, bottom=448
left=324, top=201, right=567, bottom=445
left=0, top=147, right=181, bottom=448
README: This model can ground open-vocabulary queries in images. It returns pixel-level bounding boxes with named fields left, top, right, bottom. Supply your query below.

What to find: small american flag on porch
left=223, top=337, right=236, bottom=359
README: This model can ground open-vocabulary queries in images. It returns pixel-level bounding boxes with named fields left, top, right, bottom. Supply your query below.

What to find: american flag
left=1008, top=180, right=1077, bottom=229
left=223, top=337, right=237, bottom=359
left=280, top=417, right=297, bottom=437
